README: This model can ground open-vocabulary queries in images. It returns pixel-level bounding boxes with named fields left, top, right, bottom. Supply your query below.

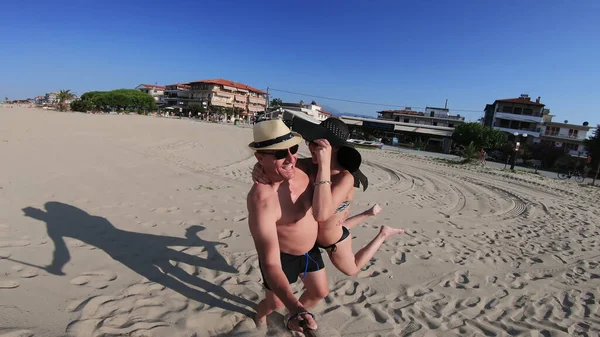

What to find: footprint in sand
left=0, top=250, right=11, bottom=259
left=70, top=270, right=117, bottom=289
left=10, top=265, right=38, bottom=278
left=218, top=229, right=240, bottom=240
left=391, top=251, right=406, bottom=265
left=0, top=330, right=34, bottom=337
left=141, top=222, right=158, bottom=228
left=152, top=206, right=180, bottom=213
left=233, top=215, right=247, bottom=222
left=415, top=251, right=432, bottom=260
left=0, top=280, right=20, bottom=289
left=0, top=240, right=31, bottom=248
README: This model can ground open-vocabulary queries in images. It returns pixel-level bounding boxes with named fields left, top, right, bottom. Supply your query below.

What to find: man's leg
left=298, top=268, right=328, bottom=309
left=255, top=289, right=284, bottom=325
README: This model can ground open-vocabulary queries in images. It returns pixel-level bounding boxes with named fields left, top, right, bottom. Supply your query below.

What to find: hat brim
left=292, top=118, right=347, bottom=147
left=291, top=117, right=362, bottom=172
left=248, top=132, right=303, bottom=151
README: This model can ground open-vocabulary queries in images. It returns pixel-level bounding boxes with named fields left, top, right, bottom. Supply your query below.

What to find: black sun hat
left=292, top=117, right=369, bottom=191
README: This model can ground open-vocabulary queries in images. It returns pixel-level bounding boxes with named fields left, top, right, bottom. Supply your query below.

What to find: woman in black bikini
left=254, top=117, right=404, bottom=276
left=302, top=118, right=404, bottom=276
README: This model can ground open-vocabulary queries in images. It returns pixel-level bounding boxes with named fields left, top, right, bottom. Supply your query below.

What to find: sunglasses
left=259, top=144, right=299, bottom=160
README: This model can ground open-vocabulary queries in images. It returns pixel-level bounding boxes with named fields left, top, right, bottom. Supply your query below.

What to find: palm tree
left=57, top=90, right=75, bottom=111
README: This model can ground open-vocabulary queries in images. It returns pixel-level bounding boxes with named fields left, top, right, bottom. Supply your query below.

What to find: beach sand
left=1, top=107, right=600, bottom=337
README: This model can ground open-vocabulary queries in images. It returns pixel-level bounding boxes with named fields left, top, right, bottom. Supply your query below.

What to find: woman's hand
left=251, top=162, right=271, bottom=184
left=312, top=139, right=332, bottom=167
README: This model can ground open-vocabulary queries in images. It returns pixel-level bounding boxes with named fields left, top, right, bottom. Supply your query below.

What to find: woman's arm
left=311, top=140, right=355, bottom=222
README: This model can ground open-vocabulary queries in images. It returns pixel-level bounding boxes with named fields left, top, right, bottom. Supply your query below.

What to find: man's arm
left=247, top=187, right=305, bottom=314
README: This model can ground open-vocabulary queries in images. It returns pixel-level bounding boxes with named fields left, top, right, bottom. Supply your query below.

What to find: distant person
left=246, top=119, right=327, bottom=334
left=479, top=148, right=486, bottom=166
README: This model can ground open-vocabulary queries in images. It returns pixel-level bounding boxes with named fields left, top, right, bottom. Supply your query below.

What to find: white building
left=537, top=112, right=592, bottom=157
left=163, top=83, right=192, bottom=107
left=280, top=101, right=332, bottom=121
left=482, top=94, right=545, bottom=141
left=377, top=107, right=465, bottom=128
left=135, top=84, right=166, bottom=104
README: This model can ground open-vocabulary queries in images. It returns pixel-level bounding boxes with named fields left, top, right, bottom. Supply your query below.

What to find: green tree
left=70, top=99, right=92, bottom=112
left=270, top=98, right=283, bottom=108
left=77, top=89, right=156, bottom=113
left=57, top=89, right=75, bottom=111
left=461, top=141, right=479, bottom=162
left=586, top=125, right=600, bottom=185
left=452, top=122, right=508, bottom=150
left=188, top=103, right=204, bottom=115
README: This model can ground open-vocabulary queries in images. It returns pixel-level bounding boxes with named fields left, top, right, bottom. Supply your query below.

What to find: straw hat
left=248, top=119, right=303, bottom=151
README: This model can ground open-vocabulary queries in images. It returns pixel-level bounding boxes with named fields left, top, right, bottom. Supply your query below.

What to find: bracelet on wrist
left=314, top=180, right=331, bottom=186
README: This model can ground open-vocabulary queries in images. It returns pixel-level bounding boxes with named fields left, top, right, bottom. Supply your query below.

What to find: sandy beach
left=2, top=107, right=600, bottom=337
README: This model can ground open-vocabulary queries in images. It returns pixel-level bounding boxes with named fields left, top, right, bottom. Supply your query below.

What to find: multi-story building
left=163, top=83, right=192, bottom=108
left=376, top=107, right=465, bottom=128
left=280, top=101, right=332, bottom=121
left=537, top=112, right=592, bottom=157
left=482, top=94, right=545, bottom=142
left=187, top=79, right=266, bottom=115
left=45, top=92, right=58, bottom=104
left=135, top=84, right=166, bottom=104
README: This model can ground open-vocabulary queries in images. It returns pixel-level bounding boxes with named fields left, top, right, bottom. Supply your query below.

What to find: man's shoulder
left=247, top=183, right=278, bottom=206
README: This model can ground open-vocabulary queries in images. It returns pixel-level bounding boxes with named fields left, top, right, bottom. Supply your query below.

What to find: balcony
left=493, top=126, right=540, bottom=138
left=494, top=112, right=542, bottom=123
left=249, top=97, right=266, bottom=105
left=541, top=132, right=585, bottom=142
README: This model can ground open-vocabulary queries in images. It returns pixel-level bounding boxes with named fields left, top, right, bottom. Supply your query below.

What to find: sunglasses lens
left=273, top=144, right=299, bottom=159
left=290, top=145, right=299, bottom=154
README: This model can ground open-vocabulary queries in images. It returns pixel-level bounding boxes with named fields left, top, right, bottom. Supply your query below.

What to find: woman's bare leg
left=328, top=225, right=404, bottom=276
left=343, top=204, right=382, bottom=230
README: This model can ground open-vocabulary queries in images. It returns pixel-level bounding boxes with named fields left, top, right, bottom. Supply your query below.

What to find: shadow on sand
left=20, top=201, right=254, bottom=317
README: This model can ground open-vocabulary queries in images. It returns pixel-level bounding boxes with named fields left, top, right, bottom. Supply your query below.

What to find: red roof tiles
left=140, top=84, right=166, bottom=90
left=495, top=98, right=545, bottom=107
left=166, top=83, right=191, bottom=89
left=188, top=78, right=266, bottom=94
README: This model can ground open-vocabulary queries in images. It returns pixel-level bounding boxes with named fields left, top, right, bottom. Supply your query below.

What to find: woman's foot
left=367, top=203, right=382, bottom=216
left=379, top=225, right=404, bottom=239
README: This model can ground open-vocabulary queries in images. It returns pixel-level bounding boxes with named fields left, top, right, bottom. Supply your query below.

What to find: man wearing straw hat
left=247, top=119, right=328, bottom=334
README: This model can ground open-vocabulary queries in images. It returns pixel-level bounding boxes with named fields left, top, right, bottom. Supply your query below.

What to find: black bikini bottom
left=316, top=226, right=350, bottom=252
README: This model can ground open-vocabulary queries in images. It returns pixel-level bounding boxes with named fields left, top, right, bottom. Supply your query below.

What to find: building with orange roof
left=188, top=78, right=267, bottom=115
left=163, top=83, right=191, bottom=107
left=135, top=84, right=166, bottom=104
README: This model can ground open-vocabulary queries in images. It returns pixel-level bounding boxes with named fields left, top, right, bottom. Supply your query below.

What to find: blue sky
left=1, top=0, right=598, bottom=123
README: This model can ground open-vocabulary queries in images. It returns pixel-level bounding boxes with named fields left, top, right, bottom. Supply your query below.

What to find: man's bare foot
left=379, top=225, right=404, bottom=239
left=366, top=203, right=382, bottom=216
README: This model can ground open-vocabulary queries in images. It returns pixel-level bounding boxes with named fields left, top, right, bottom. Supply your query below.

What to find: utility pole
left=265, top=87, right=270, bottom=118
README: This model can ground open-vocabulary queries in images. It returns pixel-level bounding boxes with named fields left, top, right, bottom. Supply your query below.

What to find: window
left=432, top=122, right=438, bottom=126
left=403, top=119, right=409, bottom=123
left=513, top=107, right=522, bottom=115
left=523, top=108, right=533, bottom=115
left=569, top=129, right=579, bottom=138
left=448, top=123, right=454, bottom=128
left=501, top=106, right=512, bottom=113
